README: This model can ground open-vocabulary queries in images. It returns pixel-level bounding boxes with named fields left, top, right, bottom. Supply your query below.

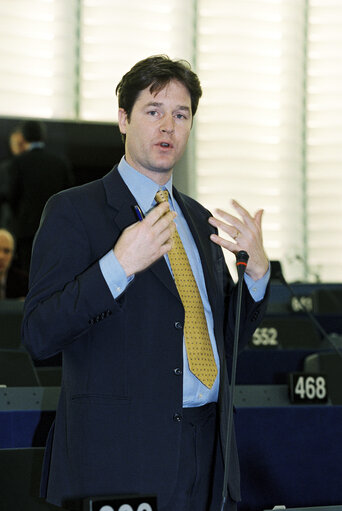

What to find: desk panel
left=1, top=388, right=341, bottom=511
left=236, top=406, right=342, bottom=511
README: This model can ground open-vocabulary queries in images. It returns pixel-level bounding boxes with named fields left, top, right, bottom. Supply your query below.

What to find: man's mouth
left=157, top=141, right=173, bottom=149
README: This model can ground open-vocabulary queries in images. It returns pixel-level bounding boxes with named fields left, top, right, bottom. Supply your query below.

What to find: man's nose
left=160, top=115, right=175, bottom=135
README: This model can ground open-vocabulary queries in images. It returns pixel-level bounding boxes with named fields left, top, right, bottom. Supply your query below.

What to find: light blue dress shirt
left=100, top=157, right=270, bottom=406
left=28, top=142, right=45, bottom=150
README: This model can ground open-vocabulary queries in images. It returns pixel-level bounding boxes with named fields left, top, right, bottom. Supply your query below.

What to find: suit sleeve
left=22, top=192, right=120, bottom=360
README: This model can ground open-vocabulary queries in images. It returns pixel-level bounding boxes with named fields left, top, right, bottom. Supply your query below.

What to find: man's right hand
left=114, top=202, right=176, bottom=277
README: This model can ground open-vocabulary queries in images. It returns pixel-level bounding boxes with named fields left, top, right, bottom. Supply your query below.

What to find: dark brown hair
left=116, top=54, right=202, bottom=123
left=15, top=120, right=47, bottom=143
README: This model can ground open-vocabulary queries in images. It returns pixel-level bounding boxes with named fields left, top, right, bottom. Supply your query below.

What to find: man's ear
left=118, top=108, right=128, bottom=134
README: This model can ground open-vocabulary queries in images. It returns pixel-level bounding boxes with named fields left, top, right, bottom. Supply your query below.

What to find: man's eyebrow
left=145, top=102, right=163, bottom=108
left=145, top=101, right=191, bottom=112
left=177, top=105, right=191, bottom=112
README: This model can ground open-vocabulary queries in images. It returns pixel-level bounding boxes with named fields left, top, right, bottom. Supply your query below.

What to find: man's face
left=118, top=80, right=193, bottom=185
left=9, top=132, right=26, bottom=155
left=0, top=232, right=14, bottom=276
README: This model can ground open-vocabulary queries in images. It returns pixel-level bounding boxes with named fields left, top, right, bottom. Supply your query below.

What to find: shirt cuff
left=244, top=263, right=270, bottom=302
left=99, top=250, right=133, bottom=299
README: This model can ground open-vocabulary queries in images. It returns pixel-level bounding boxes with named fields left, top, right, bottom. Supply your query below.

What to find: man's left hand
left=208, top=199, right=269, bottom=281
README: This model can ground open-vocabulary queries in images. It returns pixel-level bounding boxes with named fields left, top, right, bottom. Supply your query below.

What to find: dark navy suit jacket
left=22, top=166, right=268, bottom=509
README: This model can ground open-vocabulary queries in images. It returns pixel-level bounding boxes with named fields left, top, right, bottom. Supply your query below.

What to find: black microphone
left=236, top=250, right=249, bottom=279
left=220, top=250, right=249, bottom=510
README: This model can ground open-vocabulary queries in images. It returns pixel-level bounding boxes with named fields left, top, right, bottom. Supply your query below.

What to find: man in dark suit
left=0, top=126, right=27, bottom=231
left=23, top=56, right=270, bottom=511
left=8, top=120, right=74, bottom=271
left=0, top=229, right=28, bottom=300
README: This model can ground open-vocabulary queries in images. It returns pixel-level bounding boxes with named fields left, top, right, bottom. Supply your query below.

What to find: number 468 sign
left=288, top=373, right=328, bottom=404
left=83, top=495, right=157, bottom=511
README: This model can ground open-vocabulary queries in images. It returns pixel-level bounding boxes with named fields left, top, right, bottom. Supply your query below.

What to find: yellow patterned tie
left=155, top=190, right=218, bottom=389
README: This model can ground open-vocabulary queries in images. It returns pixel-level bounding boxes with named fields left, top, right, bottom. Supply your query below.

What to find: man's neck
left=124, top=156, right=173, bottom=186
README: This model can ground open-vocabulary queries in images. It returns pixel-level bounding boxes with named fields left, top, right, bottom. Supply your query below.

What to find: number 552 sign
left=83, top=495, right=157, bottom=511
left=288, top=373, right=328, bottom=404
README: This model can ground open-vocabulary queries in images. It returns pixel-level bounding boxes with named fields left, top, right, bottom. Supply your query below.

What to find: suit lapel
left=102, top=167, right=179, bottom=299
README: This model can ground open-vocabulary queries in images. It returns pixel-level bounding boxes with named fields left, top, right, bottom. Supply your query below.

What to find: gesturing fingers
left=114, top=203, right=178, bottom=277
left=208, top=199, right=268, bottom=280
left=253, top=208, right=264, bottom=229
left=209, top=210, right=243, bottom=241
left=144, top=202, right=170, bottom=226
left=144, top=203, right=177, bottom=246
left=213, top=200, right=263, bottom=240
left=155, top=210, right=177, bottom=247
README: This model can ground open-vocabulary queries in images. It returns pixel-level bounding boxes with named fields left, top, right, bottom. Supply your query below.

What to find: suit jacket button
left=173, top=413, right=182, bottom=422
left=174, top=321, right=183, bottom=330
left=252, top=311, right=260, bottom=321
left=174, top=368, right=182, bottom=376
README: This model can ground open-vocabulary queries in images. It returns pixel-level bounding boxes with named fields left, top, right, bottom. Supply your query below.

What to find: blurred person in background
left=8, top=120, right=74, bottom=272
left=9, top=126, right=26, bottom=156
left=0, top=125, right=27, bottom=230
left=0, top=228, right=28, bottom=300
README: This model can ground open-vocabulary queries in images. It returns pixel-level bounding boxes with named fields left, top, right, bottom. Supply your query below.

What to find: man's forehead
left=0, top=232, right=14, bottom=249
left=139, top=80, right=191, bottom=105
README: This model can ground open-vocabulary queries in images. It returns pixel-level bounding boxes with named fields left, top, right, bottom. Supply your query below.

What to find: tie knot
left=155, top=189, right=169, bottom=204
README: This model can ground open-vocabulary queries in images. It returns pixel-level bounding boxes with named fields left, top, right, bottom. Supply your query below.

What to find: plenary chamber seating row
left=0, top=284, right=342, bottom=510
left=0, top=447, right=61, bottom=511
left=234, top=281, right=342, bottom=402
left=0, top=299, right=62, bottom=387
left=0, top=300, right=62, bottom=508
left=231, top=281, right=342, bottom=509
left=0, top=348, right=62, bottom=387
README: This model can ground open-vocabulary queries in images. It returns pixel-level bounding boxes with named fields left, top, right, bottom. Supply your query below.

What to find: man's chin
left=148, top=154, right=178, bottom=174
left=150, top=166, right=173, bottom=174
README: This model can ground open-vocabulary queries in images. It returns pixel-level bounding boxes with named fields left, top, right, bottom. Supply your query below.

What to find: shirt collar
left=28, top=142, right=45, bottom=150
left=117, top=156, right=174, bottom=213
